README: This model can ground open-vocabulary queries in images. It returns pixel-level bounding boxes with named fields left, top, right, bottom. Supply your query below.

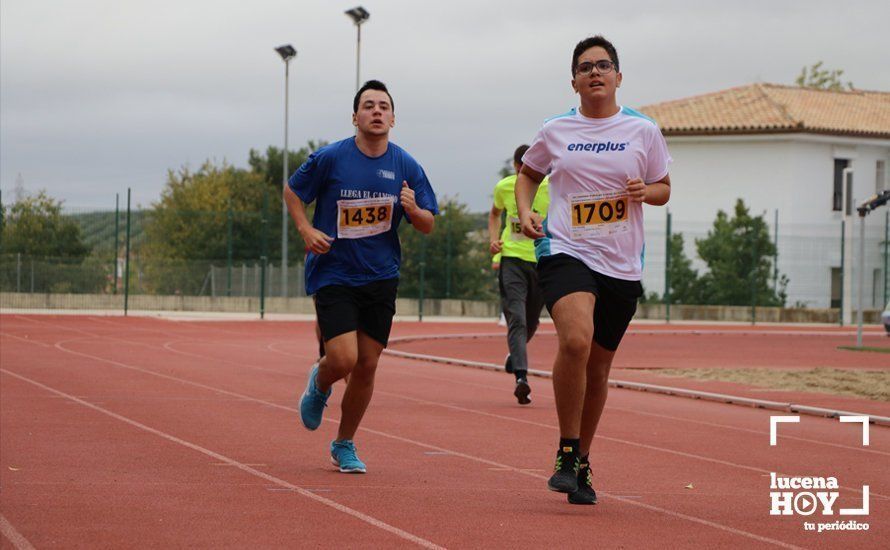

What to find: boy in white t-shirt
left=516, top=35, right=672, bottom=505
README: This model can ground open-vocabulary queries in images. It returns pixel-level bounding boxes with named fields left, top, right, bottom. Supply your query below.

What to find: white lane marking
left=277, top=340, right=890, bottom=456
left=0, top=369, right=443, bottom=550
left=0, top=513, right=36, bottom=550
left=8, top=330, right=807, bottom=547
left=9, top=322, right=888, bottom=497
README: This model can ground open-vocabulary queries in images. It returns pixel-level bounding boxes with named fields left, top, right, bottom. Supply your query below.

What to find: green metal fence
left=1, top=191, right=888, bottom=322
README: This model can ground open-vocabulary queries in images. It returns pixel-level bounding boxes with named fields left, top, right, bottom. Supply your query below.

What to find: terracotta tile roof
left=638, top=83, right=890, bottom=138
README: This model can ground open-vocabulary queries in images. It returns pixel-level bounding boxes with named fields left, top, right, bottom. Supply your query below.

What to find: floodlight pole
left=275, top=45, right=297, bottom=297
left=282, top=57, right=290, bottom=297
left=355, top=23, right=361, bottom=91
left=345, top=7, right=370, bottom=92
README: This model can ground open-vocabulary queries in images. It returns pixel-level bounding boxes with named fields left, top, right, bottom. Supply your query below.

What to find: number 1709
left=572, top=198, right=627, bottom=226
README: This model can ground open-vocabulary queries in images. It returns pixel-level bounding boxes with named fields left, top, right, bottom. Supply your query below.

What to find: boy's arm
left=284, top=186, right=333, bottom=254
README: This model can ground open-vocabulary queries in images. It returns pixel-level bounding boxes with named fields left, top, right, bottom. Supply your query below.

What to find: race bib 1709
left=569, top=190, right=631, bottom=239
left=336, top=196, right=395, bottom=239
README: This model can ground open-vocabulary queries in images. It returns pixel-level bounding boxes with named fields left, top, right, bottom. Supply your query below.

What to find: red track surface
left=1, top=315, right=888, bottom=548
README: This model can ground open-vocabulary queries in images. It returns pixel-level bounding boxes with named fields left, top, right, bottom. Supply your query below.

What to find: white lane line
left=267, top=339, right=890, bottom=457
left=609, top=405, right=890, bottom=458
left=350, top=422, right=804, bottom=549
left=387, top=328, right=886, bottom=344
left=382, top=348, right=890, bottom=425
left=11, top=321, right=888, bottom=488
left=0, top=331, right=52, bottom=348
left=24, top=317, right=889, bottom=487
left=367, top=384, right=881, bottom=500
left=0, top=369, right=443, bottom=550
left=263, top=342, right=888, bottom=499
left=0, top=513, right=36, bottom=550
left=9, top=332, right=806, bottom=548
left=21, top=316, right=877, bottom=452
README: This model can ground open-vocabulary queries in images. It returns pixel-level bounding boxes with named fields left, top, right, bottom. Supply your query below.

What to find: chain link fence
left=1, top=192, right=887, bottom=322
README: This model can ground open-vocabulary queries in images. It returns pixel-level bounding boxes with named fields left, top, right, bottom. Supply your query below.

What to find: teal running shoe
left=299, top=362, right=331, bottom=430
left=330, top=440, right=367, bottom=473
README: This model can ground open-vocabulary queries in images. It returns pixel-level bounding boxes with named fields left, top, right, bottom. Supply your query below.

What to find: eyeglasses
left=575, top=60, right=616, bottom=76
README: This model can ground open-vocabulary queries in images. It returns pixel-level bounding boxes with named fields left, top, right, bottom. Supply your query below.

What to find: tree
left=666, top=233, right=701, bottom=304
left=140, top=161, right=269, bottom=293
left=1, top=191, right=90, bottom=258
left=694, top=199, right=787, bottom=306
left=247, top=141, right=327, bottom=190
left=146, top=161, right=269, bottom=260
left=795, top=61, right=853, bottom=91
left=0, top=191, right=104, bottom=293
left=399, top=197, right=498, bottom=301
left=247, top=142, right=326, bottom=262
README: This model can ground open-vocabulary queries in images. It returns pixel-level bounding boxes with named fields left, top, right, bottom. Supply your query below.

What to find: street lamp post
left=275, top=44, right=297, bottom=298
left=344, top=6, right=370, bottom=92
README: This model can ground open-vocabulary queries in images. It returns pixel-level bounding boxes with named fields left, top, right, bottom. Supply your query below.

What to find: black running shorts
left=314, top=278, right=399, bottom=347
left=536, top=253, right=642, bottom=351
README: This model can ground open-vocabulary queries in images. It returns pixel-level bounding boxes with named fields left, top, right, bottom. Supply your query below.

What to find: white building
left=638, top=83, right=890, bottom=317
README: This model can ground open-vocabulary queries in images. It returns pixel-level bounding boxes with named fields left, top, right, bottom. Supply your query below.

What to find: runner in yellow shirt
left=488, top=144, right=550, bottom=404
left=491, top=252, right=507, bottom=326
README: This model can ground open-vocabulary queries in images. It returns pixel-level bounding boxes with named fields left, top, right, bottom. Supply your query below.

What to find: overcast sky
left=2, top=0, right=889, bottom=212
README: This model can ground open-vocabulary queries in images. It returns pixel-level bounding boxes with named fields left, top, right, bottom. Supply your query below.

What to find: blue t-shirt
left=289, top=137, right=438, bottom=295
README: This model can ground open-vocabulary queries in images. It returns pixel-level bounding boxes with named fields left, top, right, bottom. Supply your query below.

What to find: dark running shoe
left=504, top=354, right=514, bottom=374
left=568, top=462, right=597, bottom=505
left=547, top=448, right=579, bottom=493
left=514, top=377, right=531, bottom=405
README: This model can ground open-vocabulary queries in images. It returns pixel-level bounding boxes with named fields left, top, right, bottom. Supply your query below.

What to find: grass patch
left=837, top=346, right=890, bottom=354
left=651, top=367, right=889, bottom=402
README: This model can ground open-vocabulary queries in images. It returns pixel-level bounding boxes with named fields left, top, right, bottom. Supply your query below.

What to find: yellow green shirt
left=492, top=175, right=550, bottom=263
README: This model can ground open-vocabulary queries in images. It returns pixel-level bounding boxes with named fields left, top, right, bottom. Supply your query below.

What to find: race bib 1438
left=336, top=196, right=395, bottom=239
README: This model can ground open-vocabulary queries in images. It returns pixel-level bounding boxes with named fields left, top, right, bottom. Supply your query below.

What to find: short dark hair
left=513, top=144, right=529, bottom=166
left=571, top=35, right=619, bottom=76
left=353, top=80, right=394, bottom=113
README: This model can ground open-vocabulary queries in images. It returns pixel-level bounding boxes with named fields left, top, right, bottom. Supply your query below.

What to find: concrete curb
left=382, top=345, right=890, bottom=427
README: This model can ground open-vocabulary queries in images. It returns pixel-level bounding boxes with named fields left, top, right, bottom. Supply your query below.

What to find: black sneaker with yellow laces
left=568, top=458, right=597, bottom=505
left=547, top=445, right=579, bottom=493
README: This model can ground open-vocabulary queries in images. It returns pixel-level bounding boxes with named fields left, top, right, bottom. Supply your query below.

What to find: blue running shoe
left=300, top=362, right=331, bottom=431
left=330, top=440, right=367, bottom=473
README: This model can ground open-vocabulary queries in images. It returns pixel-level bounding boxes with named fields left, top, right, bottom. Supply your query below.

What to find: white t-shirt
left=522, top=106, right=671, bottom=281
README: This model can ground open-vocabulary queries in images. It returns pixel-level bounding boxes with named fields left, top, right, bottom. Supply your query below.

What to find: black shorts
left=314, top=278, right=399, bottom=347
left=537, top=253, right=642, bottom=351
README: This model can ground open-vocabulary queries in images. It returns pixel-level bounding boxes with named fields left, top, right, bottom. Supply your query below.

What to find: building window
left=877, top=160, right=887, bottom=193
left=833, top=159, right=851, bottom=212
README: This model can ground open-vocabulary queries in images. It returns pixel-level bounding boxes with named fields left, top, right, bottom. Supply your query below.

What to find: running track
left=1, top=315, right=887, bottom=548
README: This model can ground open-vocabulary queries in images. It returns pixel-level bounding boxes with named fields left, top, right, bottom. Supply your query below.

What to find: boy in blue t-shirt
left=285, top=80, right=438, bottom=473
